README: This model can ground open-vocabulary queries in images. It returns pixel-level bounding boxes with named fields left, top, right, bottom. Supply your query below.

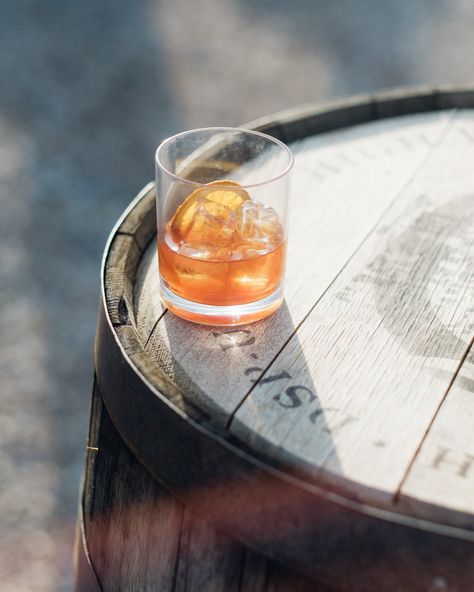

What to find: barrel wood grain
left=80, top=382, right=331, bottom=592
left=129, top=109, right=474, bottom=518
left=139, top=112, right=452, bottom=424
left=91, top=88, right=474, bottom=591
left=84, top=381, right=185, bottom=591
left=231, top=110, right=474, bottom=506
left=399, top=344, right=474, bottom=527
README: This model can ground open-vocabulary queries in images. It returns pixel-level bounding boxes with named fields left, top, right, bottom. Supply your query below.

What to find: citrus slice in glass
left=170, top=180, right=250, bottom=243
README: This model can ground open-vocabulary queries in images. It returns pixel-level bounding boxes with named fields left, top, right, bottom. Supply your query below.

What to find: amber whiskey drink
left=159, top=238, right=286, bottom=307
left=155, top=128, right=293, bottom=325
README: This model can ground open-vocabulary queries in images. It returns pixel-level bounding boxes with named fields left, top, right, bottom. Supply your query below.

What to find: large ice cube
left=178, top=240, right=233, bottom=261
left=183, top=198, right=237, bottom=244
left=240, top=201, right=282, bottom=240
left=234, top=239, right=274, bottom=259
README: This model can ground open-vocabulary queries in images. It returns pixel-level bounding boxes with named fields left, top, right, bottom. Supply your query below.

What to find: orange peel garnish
left=170, top=180, right=250, bottom=242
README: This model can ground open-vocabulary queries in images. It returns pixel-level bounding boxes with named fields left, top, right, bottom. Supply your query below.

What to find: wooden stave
left=77, top=379, right=336, bottom=592
left=96, top=299, right=474, bottom=591
left=74, top=499, right=102, bottom=592
left=95, top=87, right=474, bottom=591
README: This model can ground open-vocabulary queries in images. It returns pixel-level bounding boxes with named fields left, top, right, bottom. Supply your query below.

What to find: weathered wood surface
left=78, top=382, right=329, bottom=591
left=400, top=345, right=474, bottom=527
left=138, top=111, right=454, bottom=423
left=230, top=110, right=474, bottom=505
left=95, top=88, right=474, bottom=590
left=130, top=109, right=474, bottom=520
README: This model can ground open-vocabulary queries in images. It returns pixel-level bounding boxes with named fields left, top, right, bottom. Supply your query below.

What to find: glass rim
left=155, top=126, right=294, bottom=189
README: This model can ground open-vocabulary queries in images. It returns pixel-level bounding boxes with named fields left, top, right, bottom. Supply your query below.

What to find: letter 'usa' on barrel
left=74, top=87, right=474, bottom=592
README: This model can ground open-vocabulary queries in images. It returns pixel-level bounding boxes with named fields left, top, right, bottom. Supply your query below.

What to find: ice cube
left=240, top=200, right=264, bottom=236
left=183, top=198, right=237, bottom=244
left=239, top=200, right=283, bottom=247
left=174, top=257, right=226, bottom=293
left=179, top=241, right=233, bottom=261
left=235, top=238, right=273, bottom=259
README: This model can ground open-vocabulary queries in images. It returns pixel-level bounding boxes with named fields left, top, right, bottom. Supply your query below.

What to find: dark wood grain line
left=144, top=309, right=168, bottom=349
left=459, top=127, right=474, bottom=143
left=394, top=335, right=474, bottom=502
left=116, top=230, right=142, bottom=252
left=170, top=507, right=186, bottom=592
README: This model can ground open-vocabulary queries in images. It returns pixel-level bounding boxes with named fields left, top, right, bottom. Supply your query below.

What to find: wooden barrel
left=74, top=87, right=474, bottom=592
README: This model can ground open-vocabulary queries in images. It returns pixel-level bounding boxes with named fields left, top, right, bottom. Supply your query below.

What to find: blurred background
left=0, top=1, right=473, bottom=590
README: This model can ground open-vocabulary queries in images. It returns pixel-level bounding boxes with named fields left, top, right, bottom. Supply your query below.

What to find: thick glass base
left=160, top=282, right=284, bottom=326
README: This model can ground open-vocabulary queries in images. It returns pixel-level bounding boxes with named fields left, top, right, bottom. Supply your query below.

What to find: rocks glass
left=155, top=127, right=293, bottom=325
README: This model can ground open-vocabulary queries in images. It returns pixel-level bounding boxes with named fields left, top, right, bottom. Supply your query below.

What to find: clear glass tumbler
left=155, top=127, right=293, bottom=325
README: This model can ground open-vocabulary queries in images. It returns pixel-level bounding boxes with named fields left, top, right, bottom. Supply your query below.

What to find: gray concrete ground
left=0, top=1, right=473, bottom=590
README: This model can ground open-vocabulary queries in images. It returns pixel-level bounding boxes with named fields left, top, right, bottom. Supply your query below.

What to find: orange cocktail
left=158, top=180, right=286, bottom=323
left=155, top=127, right=293, bottom=325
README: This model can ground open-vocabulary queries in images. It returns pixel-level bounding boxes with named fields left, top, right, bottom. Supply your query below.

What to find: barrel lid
left=99, top=87, right=474, bottom=538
